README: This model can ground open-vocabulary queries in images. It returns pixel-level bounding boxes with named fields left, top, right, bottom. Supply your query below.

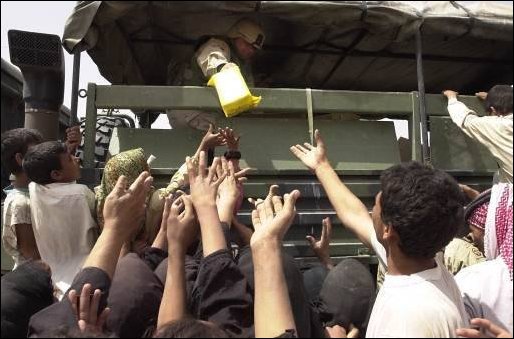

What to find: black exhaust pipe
left=8, top=30, right=64, bottom=141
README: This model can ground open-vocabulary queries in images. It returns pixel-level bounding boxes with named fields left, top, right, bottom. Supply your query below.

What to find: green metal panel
left=425, top=94, right=486, bottom=117
left=430, top=116, right=497, bottom=172
left=213, top=118, right=399, bottom=172
left=108, top=127, right=205, bottom=169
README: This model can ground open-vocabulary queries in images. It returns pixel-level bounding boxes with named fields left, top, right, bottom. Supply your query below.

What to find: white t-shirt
left=29, top=182, right=98, bottom=297
left=366, top=233, right=469, bottom=338
left=455, top=258, right=513, bottom=334
left=2, top=187, right=31, bottom=268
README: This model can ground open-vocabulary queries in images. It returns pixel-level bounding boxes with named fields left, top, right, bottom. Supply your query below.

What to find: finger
left=470, top=318, right=506, bottom=336
left=237, top=177, right=248, bottom=184
left=283, top=190, right=301, bottom=216
left=267, top=184, right=280, bottom=199
left=199, top=151, right=207, bottom=178
left=263, top=194, right=274, bottom=220
left=97, top=307, right=110, bottom=331
left=321, top=219, right=328, bottom=242
left=207, top=157, right=220, bottom=182
left=68, top=290, right=78, bottom=317
left=248, top=197, right=257, bottom=206
left=227, top=159, right=236, bottom=177
left=295, top=144, right=309, bottom=153
left=314, top=129, right=325, bottom=149
left=216, top=158, right=224, bottom=179
left=221, top=157, right=230, bottom=177
left=78, top=319, right=87, bottom=332
left=251, top=209, right=261, bottom=229
left=290, top=145, right=306, bottom=159
left=256, top=199, right=267, bottom=223
left=272, top=194, right=283, bottom=213
left=79, top=283, right=92, bottom=321
left=112, top=175, right=129, bottom=197
left=306, top=235, right=317, bottom=247
left=128, top=171, right=150, bottom=197
left=89, top=289, right=102, bottom=326
left=347, top=324, right=359, bottom=338
left=181, top=195, right=194, bottom=220
left=235, top=167, right=253, bottom=179
left=186, top=156, right=197, bottom=181
left=303, top=143, right=315, bottom=150
left=455, top=328, right=481, bottom=338
left=207, top=124, right=214, bottom=134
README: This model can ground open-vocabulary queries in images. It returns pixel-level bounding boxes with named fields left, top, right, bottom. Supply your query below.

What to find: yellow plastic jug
left=207, top=63, right=261, bottom=117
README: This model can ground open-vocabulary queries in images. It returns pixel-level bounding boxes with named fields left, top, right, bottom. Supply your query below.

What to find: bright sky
left=0, top=0, right=171, bottom=128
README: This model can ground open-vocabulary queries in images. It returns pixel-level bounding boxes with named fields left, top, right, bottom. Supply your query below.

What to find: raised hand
left=290, top=129, right=329, bottom=172
left=68, top=284, right=110, bottom=334
left=187, top=151, right=226, bottom=208
left=65, top=125, right=82, bottom=154
left=250, top=185, right=301, bottom=248
left=165, top=195, right=198, bottom=252
left=442, top=90, right=458, bottom=100
left=200, top=124, right=227, bottom=151
left=306, top=217, right=334, bottom=269
left=102, top=172, right=153, bottom=240
left=456, top=318, right=511, bottom=338
left=219, top=127, right=240, bottom=150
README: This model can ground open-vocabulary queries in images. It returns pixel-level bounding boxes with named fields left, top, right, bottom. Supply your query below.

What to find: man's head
left=484, top=85, right=513, bottom=116
left=228, top=18, right=265, bottom=61
left=1, top=128, right=43, bottom=176
left=23, top=141, right=80, bottom=185
left=463, top=189, right=491, bottom=253
left=371, top=161, right=465, bottom=259
left=154, top=318, right=228, bottom=338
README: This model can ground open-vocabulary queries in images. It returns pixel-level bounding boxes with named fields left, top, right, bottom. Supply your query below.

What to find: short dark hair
left=379, top=161, right=465, bottom=259
left=485, top=85, right=513, bottom=115
left=35, top=325, right=114, bottom=338
left=23, top=141, right=67, bottom=185
left=1, top=128, right=43, bottom=175
left=154, top=318, right=228, bottom=338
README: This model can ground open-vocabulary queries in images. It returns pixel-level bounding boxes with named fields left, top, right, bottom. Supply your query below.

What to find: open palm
left=290, top=129, right=328, bottom=172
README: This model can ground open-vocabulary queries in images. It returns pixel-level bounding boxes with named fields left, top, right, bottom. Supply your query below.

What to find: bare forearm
left=196, top=205, right=227, bottom=256
left=217, top=200, right=236, bottom=225
left=151, top=229, right=168, bottom=251
left=253, top=241, right=296, bottom=338
left=315, top=163, right=373, bottom=249
left=82, top=227, right=125, bottom=279
left=157, top=248, right=186, bottom=328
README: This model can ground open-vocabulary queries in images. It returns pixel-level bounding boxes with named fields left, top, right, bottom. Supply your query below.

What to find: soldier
left=167, top=18, right=265, bottom=130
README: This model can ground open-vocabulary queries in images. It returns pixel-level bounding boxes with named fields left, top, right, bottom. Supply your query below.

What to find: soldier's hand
left=442, top=90, right=458, bottom=99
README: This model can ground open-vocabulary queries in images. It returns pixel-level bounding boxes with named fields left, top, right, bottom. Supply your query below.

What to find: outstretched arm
left=290, top=130, right=374, bottom=249
left=251, top=186, right=300, bottom=338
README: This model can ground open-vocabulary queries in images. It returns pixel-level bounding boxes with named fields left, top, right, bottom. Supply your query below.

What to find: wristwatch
left=224, top=150, right=241, bottom=160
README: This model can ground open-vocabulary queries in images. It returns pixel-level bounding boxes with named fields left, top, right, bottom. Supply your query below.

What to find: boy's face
left=55, top=152, right=81, bottom=182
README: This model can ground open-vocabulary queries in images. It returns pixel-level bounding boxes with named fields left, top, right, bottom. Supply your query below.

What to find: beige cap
left=227, top=18, right=265, bottom=49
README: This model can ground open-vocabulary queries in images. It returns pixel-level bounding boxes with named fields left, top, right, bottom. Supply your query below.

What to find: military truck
left=3, top=1, right=512, bottom=273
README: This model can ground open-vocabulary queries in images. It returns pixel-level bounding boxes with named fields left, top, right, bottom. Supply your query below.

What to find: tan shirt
left=447, top=98, right=513, bottom=183
left=195, top=38, right=231, bottom=78
left=443, top=236, right=485, bottom=275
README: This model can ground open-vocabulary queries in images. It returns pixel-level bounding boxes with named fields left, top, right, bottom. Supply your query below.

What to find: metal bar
left=410, top=92, right=423, bottom=162
left=70, top=52, right=81, bottom=126
left=415, top=31, right=431, bottom=164
left=83, top=83, right=97, bottom=168
left=94, top=85, right=415, bottom=116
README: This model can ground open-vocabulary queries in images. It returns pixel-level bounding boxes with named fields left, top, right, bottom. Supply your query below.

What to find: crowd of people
left=1, top=16, right=513, bottom=339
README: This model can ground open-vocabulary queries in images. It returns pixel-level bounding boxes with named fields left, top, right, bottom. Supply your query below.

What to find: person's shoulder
left=3, top=189, right=30, bottom=209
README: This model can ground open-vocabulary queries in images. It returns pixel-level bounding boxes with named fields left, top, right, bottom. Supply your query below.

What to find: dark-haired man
left=291, top=130, right=469, bottom=337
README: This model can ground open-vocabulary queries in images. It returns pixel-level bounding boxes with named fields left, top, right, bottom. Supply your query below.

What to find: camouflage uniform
left=166, top=37, right=254, bottom=130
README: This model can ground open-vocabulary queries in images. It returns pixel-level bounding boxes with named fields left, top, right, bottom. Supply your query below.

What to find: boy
left=1, top=129, right=43, bottom=268
left=23, top=141, right=97, bottom=297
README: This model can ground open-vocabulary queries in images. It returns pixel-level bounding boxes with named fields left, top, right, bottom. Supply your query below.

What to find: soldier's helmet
left=227, top=18, right=265, bottom=50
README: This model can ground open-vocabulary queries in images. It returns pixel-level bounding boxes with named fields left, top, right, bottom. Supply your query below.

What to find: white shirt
left=455, top=258, right=513, bottom=334
left=367, top=233, right=469, bottom=338
left=29, top=182, right=98, bottom=297
left=447, top=98, right=513, bottom=184
left=2, top=187, right=31, bottom=268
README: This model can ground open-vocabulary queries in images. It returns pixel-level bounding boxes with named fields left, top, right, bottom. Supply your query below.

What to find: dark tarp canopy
left=62, top=1, right=513, bottom=94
